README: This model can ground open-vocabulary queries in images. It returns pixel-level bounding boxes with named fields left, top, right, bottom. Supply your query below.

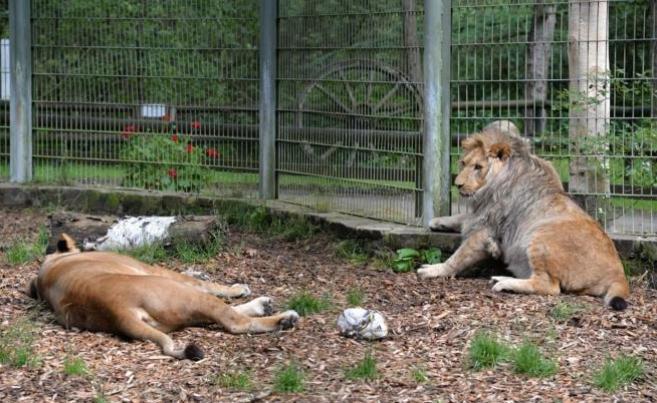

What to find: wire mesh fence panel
left=451, top=0, right=657, bottom=236
left=30, top=0, right=260, bottom=198
left=277, top=0, right=425, bottom=225
left=0, top=1, right=8, bottom=180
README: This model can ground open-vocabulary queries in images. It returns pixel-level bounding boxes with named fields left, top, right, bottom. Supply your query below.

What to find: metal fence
left=1, top=0, right=656, bottom=236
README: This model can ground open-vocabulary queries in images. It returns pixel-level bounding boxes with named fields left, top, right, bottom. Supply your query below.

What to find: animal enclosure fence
left=0, top=0, right=656, bottom=236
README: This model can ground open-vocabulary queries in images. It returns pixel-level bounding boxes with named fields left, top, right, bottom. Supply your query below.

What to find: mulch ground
left=1, top=207, right=657, bottom=402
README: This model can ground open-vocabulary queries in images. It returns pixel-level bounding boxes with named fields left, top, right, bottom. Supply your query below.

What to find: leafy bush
left=121, top=132, right=212, bottom=193
left=393, top=247, right=442, bottom=273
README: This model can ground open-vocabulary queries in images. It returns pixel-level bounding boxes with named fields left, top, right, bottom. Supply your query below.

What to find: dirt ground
left=1, top=207, right=656, bottom=402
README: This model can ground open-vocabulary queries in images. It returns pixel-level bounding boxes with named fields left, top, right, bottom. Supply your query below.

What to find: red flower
left=205, top=148, right=220, bottom=158
left=191, top=120, right=201, bottom=129
left=185, top=143, right=194, bottom=153
left=171, top=134, right=179, bottom=143
left=121, top=124, right=137, bottom=139
left=167, top=168, right=177, bottom=179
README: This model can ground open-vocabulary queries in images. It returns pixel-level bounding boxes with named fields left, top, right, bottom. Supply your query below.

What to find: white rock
left=83, top=216, right=176, bottom=251
left=337, top=307, right=388, bottom=340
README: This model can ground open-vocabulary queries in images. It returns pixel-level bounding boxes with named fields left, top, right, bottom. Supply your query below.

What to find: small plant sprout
left=549, top=301, right=584, bottom=322
left=345, top=351, right=378, bottom=381
left=411, top=366, right=429, bottom=383
left=594, top=355, right=644, bottom=392
left=0, top=318, right=40, bottom=368
left=213, top=370, right=253, bottom=391
left=335, top=239, right=369, bottom=265
left=392, top=247, right=442, bottom=273
left=346, top=287, right=366, bottom=306
left=467, top=332, right=510, bottom=370
left=285, top=291, right=331, bottom=316
left=63, top=356, right=90, bottom=377
left=273, top=362, right=305, bottom=393
left=512, top=341, right=557, bottom=377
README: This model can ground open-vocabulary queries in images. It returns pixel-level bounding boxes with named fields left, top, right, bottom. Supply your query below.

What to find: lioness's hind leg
left=208, top=304, right=299, bottom=334
left=491, top=272, right=559, bottom=296
left=117, top=311, right=204, bottom=361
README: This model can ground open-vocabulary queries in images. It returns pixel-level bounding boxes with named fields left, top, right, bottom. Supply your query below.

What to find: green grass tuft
left=213, top=370, right=253, bottom=390
left=594, top=355, right=644, bottom=392
left=549, top=301, right=584, bottom=322
left=345, top=351, right=378, bottom=381
left=335, top=240, right=369, bottom=265
left=285, top=291, right=331, bottom=316
left=123, top=242, right=168, bottom=264
left=410, top=366, right=429, bottom=383
left=512, top=341, right=557, bottom=377
left=346, top=287, right=366, bottom=306
left=468, top=332, right=510, bottom=370
left=63, top=356, right=90, bottom=377
left=273, top=362, right=305, bottom=393
left=5, top=226, right=49, bottom=265
left=0, top=318, right=40, bottom=368
left=172, top=230, right=225, bottom=264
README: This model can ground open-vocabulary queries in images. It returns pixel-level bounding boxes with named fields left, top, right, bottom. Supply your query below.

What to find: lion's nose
left=456, top=183, right=464, bottom=189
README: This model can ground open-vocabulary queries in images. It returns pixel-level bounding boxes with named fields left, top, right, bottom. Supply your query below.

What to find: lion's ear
left=488, top=143, right=511, bottom=161
left=461, top=136, right=483, bottom=151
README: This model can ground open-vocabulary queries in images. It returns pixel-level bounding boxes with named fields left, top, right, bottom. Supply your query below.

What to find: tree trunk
left=402, top=0, right=422, bottom=85
left=524, top=1, right=556, bottom=137
left=567, top=0, right=611, bottom=197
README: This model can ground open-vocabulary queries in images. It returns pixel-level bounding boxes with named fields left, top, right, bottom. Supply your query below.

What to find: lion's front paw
left=490, top=276, right=515, bottom=293
left=278, top=310, right=300, bottom=330
left=417, top=263, right=452, bottom=280
left=428, top=217, right=457, bottom=232
left=230, top=284, right=252, bottom=298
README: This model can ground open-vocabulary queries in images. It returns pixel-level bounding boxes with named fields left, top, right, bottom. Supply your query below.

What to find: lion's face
left=455, top=135, right=511, bottom=197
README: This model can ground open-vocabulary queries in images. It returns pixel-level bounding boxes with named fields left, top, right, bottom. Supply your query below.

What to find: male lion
left=418, top=121, right=630, bottom=310
left=29, top=233, right=300, bottom=360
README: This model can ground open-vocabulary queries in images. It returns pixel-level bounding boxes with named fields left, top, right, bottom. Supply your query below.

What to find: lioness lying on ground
left=418, top=121, right=630, bottom=310
left=28, top=234, right=299, bottom=360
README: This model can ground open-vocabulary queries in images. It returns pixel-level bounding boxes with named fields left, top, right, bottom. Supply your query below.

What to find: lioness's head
left=45, top=233, right=80, bottom=259
left=455, top=121, right=528, bottom=197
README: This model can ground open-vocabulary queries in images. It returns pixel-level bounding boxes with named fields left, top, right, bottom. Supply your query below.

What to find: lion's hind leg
left=490, top=272, right=560, bottom=295
left=116, top=309, right=204, bottom=361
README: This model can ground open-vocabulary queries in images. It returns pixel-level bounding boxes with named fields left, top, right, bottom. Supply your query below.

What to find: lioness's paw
left=428, top=217, right=456, bottom=232
left=230, top=284, right=251, bottom=298
left=490, top=276, right=516, bottom=293
left=278, top=310, right=300, bottom=330
left=417, top=263, right=452, bottom=280
left=253, top=296, right=274, bottom=316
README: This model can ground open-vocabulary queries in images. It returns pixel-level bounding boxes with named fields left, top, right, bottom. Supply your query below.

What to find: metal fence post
left=9, top=0, right=32, bottom=183
left=259, top=0, right=277, bottom=199
left=422, top=0, right=451, bottom=227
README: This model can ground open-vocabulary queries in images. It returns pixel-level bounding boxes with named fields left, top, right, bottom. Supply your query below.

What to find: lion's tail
left=604, top=279, right=630, bottom=311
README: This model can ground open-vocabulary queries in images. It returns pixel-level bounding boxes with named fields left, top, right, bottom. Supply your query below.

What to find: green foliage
left=549, top=301, right=584, bottom=322
left=335, top=240, right=369, bottom=265
left=63, top=356, right=90, bottom=377
left=273, top=363, right=305, bottom=393
left=594, top=356, right=644, bottom=392
left=172, top=230, right=225, bottom=264
left=0, top=318, right=40, bottom=368
left=345, top=351, right=378, bottom=381
left=121, top=133, right=212, bottom=193
left=213, top=370, right=253, bottom=391
left=123, top=242, right=168, bottom=264
left=467, top=332, right=510, bottom=371
left=4, top=226, right=49, bottom=266
left=512, top=342, right=557, bottom=377
left=392, top=247, right=442, bottom=273
left=346, top=287, right=366, bottom=306
left=221, top=205, right=317, bottom=241
left=410, top=366, right=429, bottom=383
left=285, top=292, right=331, bottom=316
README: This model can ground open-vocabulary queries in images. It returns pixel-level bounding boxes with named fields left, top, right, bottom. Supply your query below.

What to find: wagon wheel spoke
left=316, top=84, right=353, bottom=114
left=372, top=82, right=402, bottom=114
left=339, top=69, right=358, bottom=110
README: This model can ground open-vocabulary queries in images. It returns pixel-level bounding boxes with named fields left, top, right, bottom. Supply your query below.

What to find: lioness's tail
left=604, top=279, right=630, bottom=311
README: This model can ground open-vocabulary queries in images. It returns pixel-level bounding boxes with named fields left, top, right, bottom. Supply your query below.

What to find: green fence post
left=259, top=0, right=278, bottom=199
